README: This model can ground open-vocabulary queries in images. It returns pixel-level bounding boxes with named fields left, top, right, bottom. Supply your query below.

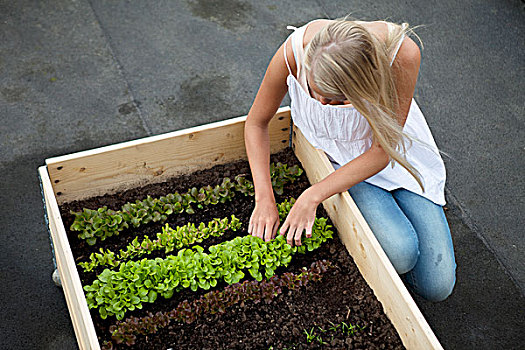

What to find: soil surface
left=60, top=149, right=404, bottom=349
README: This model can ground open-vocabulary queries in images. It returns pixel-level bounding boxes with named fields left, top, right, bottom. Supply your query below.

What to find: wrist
left=255, top=190, right=276, bottom=204
left=304, top=185, right=324, bottom=206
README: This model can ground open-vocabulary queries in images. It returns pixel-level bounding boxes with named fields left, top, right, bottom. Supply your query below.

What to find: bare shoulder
left=394, top=36, right=421, bottom=72
left=303, top=19, right=334, bottom=48
left=283, top=19, right=333, bottom=77
left=392, top=36, right=421, bottom=125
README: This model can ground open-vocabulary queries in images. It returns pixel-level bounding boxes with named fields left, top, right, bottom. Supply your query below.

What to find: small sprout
left=303, top=327, right=316, bottom=343
left=328, top=321, right=340, bottom=332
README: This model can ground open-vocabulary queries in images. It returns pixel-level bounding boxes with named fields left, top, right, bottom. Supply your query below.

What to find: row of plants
left=78, top=216, right=241, bottom=272
left=104, top=259, right=333, bottom=348
left=303, top=321, right=367, bottom=345
left=70, top=162, right=303, bottom=245
left=84, top=199, right=334, bottom=320
left=266, top=320, right=368, bottom=349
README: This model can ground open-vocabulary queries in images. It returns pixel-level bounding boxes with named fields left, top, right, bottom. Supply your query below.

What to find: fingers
left=279, top=221, right=289, bottom=237
left=249, top=202, right=280, bottom=242
left=294, top=225, right=305, bottom=246
left=248, top=218, right=253, bottom=235
left=263, top=219, right=280, bottom=242
left=263, top=222, right=271, bottom=242
left=248, top=216, right=264, bottom=240
left=286, top=226, right=295, bottom=246
left=305, top=221, right=314, bottom=238
left=280, top=218, right=315, bottom=246
left=271, top=220, right=280, bottom=240
left=251, top=213, right=278, bottom=242
left=252, top=206, right=314, bottom=246
left=254, top=222, right=264, bottom=240
left=282, top=222, right=304, bottom=247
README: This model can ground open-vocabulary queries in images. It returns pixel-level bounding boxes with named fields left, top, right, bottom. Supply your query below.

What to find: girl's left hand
left=279, top=189, right=320, bottom=246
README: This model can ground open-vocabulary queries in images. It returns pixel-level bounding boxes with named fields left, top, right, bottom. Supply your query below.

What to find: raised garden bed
left=39, top=107, right=443, bottom=350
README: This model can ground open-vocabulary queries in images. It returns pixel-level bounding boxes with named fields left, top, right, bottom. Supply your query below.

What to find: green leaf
left=198, top=279, right=210, bottom=290
left=148, top=290, right=158, bottom=303
left=98, top=270, right=112, bottom=283
left=190, top=187, right=198, bottom=197
left=163, top=289, right=174, bottom=299
left=71, top=223, right=82, bottom=231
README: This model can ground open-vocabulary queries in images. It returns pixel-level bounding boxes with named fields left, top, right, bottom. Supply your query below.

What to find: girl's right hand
left=248, top=199, right=280, bottom=242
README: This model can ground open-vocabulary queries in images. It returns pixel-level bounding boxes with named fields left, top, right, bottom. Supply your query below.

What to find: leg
left=392, top=188, right=457, bottom=302
left=348, top=181, right=420, bottom=274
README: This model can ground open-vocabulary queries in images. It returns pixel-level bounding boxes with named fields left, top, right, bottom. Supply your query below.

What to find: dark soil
left=60, top=148, right=404, bottom=349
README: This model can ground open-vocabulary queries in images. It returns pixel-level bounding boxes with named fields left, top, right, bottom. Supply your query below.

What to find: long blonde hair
left=304, top=19, right=424, bottom=191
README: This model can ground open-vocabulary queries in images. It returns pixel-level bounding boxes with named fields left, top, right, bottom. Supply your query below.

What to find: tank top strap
left=285, top=23, right=310, bottom=88
left=284, top=25, right=304, bottom=76
left=283, top=35, right=293, bottom=75
left=289, top=24, right=308, bottom=72
left=390, top=23, right=408, bottom=66
left=289, top=22, right=315, bottom=91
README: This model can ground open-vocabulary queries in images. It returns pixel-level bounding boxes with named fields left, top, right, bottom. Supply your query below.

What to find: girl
left=244, top=18, right=456, bottom=302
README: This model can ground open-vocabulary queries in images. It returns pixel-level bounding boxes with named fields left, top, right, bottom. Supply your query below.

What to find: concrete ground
left=1, top=0, right=523, bottom=349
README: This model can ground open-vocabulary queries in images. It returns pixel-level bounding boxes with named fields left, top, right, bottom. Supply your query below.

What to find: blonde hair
left=304, top=19, right=424, bottom=191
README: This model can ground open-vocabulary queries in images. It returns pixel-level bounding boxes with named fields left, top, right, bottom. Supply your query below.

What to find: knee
left=419, top=269, right=456, bottom=302
left=385, top=234, right=419, bottom=275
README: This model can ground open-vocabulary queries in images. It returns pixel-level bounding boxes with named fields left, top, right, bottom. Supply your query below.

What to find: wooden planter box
left=38, top=107, right=443, bottom=350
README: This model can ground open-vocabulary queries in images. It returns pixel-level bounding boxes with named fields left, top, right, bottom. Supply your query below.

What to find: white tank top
left=284, top=20, right=446, bottom=205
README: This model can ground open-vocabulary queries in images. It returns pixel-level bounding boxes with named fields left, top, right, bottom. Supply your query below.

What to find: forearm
left=307, top=145, right=390, bottom=205
left=244, top=121, right=275, bottom=203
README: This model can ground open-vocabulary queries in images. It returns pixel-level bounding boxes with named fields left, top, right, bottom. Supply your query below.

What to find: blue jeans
left=347, top=181, right=457, bottom=302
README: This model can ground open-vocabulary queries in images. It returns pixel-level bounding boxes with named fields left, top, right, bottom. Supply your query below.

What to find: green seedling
left=328, top=321, right=340, bottom=332
left=341, top=321, right=357, bottom=335
left=299, top=320, right=368, bottom=347
left=303, top=327, right=316, bottom=343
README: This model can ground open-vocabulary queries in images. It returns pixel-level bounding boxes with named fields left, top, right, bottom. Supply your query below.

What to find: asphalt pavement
left=1, top=0, right=523, bottom=349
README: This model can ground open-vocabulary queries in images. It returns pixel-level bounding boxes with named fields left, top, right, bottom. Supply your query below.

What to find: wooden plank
left=291, top=126, right=443, bottom=350
left=39, top=166, right=100, bottom=350
left=46, top=107, right=291, bottom=204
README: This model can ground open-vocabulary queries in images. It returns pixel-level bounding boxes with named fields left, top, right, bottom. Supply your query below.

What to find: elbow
left=377, top=155, right=390, bottom=173
left=380, top=150, right=390, bottom=168
left=370, top=143, right=391, bottom=171
left=244, top=117, right=259, bottom=135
